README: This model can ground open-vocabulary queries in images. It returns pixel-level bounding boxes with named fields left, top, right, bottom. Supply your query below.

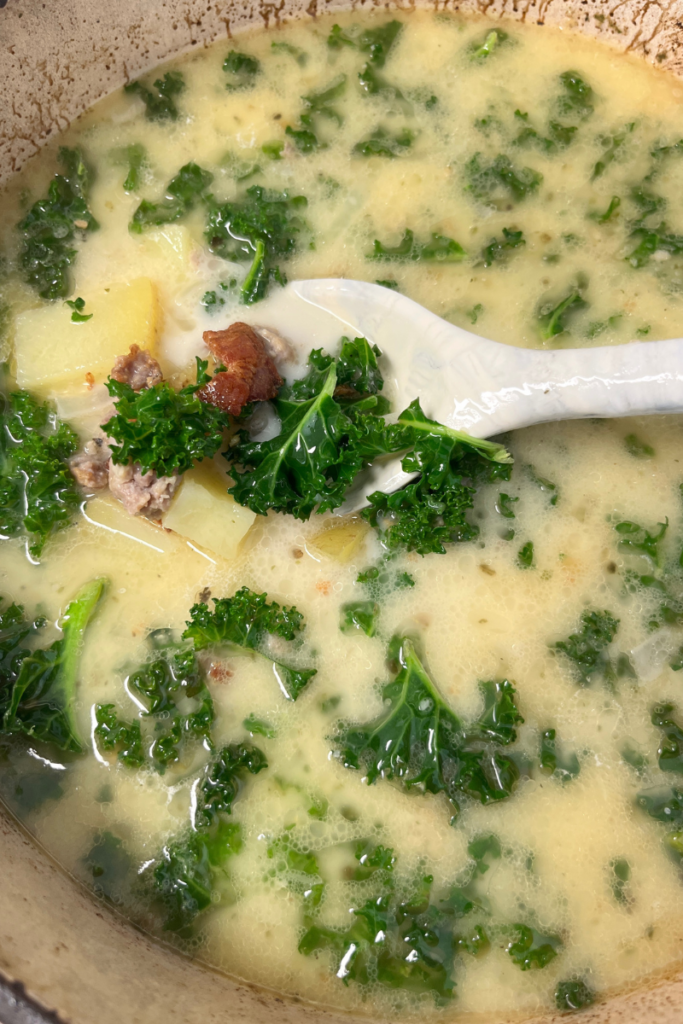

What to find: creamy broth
left=3, top=12, right=683, bottom=1021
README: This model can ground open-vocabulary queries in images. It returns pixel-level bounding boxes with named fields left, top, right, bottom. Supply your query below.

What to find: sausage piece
left=111, top=345, right=163, bottom=391
left=198, top=322, right=283, bottom=416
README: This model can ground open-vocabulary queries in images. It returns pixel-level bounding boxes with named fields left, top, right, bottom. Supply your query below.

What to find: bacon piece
left=198, top=322, right=283, bottom=416
left=111, top=345, right=163, bottom=391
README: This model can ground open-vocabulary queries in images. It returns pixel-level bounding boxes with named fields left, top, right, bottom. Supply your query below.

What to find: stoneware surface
left=3, top=0, right=683, bottom=1021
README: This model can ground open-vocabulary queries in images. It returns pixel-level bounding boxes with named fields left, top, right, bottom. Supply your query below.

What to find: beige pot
left=3, top=1, right=683, bottom=1021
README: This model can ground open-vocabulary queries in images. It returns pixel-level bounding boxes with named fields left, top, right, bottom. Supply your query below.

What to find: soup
left=2, top=11, right=683, bottom=1019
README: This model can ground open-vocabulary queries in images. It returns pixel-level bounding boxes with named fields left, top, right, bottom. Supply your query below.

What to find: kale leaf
left=124, top=71, right=185, bottom=121
left=470, top=29, right=508, bottom=60
left=353, top=127, right=415, bottom=158
left=626, top=223, right=683, bottom=268
left=555, top=979, right=595, bottom=1011
left=285, top=75, right=347, bottom=153
left=151, top=741, right=266, bottom=931
left=94, top=705, right=145, bottom=768
left=333, top=635, right=522, bottom=819
left=614, top=518, right=667, bottom=569
left=130, top=162, right=213, bottom=233
left=223, top=51, right=260, bottom=91
left=121, top=143, right=147, bottom=192
left=183, top=587, right=316, bottom=701
left=553, top=610, right=619, bottom=685
left=481, top=228, right=525, bottom=267
left=3, top=578, right=106, bottom=753
left=205, top=185, right=307, bottom=304
left=465, top=153, right=542, bottom=207
left=539, top=728, right=580, bottom=781
left=225, top=337, right=396, bottom=520
left=652, top=703, right=683, bottom=775
left=103, top=357, right=231, bottom=477
left=362, top=400, right=512, bottom=556
left=327, top=20, right=402, bottom=67
left=17, top=147, right=98, bottom=300
left=513, top=111, right=577, bottom=154
left=0, top=388, right=80, bottom=558
left=340, top=600, right=380, bottom=637
left=537, top=288, right=587, bottom=340
left=505, top=924, right=561, bottom=970
left=369, top=229, right=466, bottom=262
left=0, top=599, right=45, bottom=720
left=556, top=71, right=594, bottom=120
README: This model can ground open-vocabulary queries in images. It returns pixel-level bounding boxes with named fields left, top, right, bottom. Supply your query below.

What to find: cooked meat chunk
left=69, top=436, right=112, bottom=490
left=108, top=461, right=180, bottom=517
left=110, top=344, right=163, bottom=391
left=198, top=322, right=283, bottom=416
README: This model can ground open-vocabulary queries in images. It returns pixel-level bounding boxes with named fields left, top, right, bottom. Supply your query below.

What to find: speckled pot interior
left=3, top=1, right=683, bottom=1021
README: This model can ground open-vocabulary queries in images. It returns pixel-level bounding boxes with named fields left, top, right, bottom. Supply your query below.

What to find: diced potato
left=162, top=462, right=257, bottom=562
left=14, top=277, right=158, bottom=392
left=84, top=493, right=212, bottom=562
left=140, top=225, right=194, bottom=276
left=309, top=515, right=370, bottom=563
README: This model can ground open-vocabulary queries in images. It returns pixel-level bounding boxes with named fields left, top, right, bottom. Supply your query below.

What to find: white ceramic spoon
left=291, top=278, right=683, bottom=514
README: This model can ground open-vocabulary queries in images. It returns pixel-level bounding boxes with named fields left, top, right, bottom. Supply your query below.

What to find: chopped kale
left=353, top=126, right=415, bottom=158
left=470, top=29, right=508, bottom=60
left=556, top=70, right=594, bottom=120
left=261, top=140, right=284, bottom=161
left=65, top=296, right=93, bottom=322
left=17, top=146, right=98, bottom=300
left=537, top=288, right=588, bottom=340
left=624, top=433, right=655, bottom=459
left=223, top=51, right=260, bottom=91
left=130, top=162, right=213, bottom=233
left=0, top=599, right=46, bottom=720
left=626, top=224, right=683, bottom=268
left=613, top=518, right=667, bottom=569
left=468, top=833, right=501, bottom=873
left=0, top=388, right=80, bottom=558
left=340, top=600, right=380, bottom=638
left=609, top=857, right=632, bottom=907
left=124, top=71, right=185, bottom=121
left=271, top=40, right=308, bottom=65
left=652, top=703, right=683, bottom=775
left=481, top=228, right=525, bottom=267
left=85, top=831, right=133, bottom=902
left=103, top=357, right=231, bottom=477
left=333, top=635, right=522, bottom=819
left=94, top=705, right=145, bottom=768
left=363, top=400, right=512, bottom=556
left=327, top=21, right=402, bottom=67
left=588, top=195, right=621, bottom=223
left=225, top=337, right=395, bottom=520
left=637, top=785, right=683, bottom=826
left=243, top=714, right=276, bottom=739
left=555, top=979, right=595, bottom=1011
left=3, top=578, right=106, bottom=754
left=358, top=64, right=410, bottom=112
left=285, top=77, right=347, bottom=154
left=517, top=541, right=534, bottom=569
left=183, top=587, right=316, bottom=701
left=205, top=185, right=307, bottom=304
left=369, top=228, right=466, bottom=262
left=197, top=742, right=268, bottom=826
left=592, top=123, right=635, bottom=180
left=513, top=110, right=577, bottom=153
left=121, top=143, right=147, bottom=192
left=540, top=728, right=580, bottom=781
left=505, top=924, right=561, bottom=970
left=554, top=610, right=619, bottom=685
left=465, top=153, right=542, bottom=208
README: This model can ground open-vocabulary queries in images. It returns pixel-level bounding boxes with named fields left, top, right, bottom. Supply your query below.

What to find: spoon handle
left=444, top=336, right=683, bottom=438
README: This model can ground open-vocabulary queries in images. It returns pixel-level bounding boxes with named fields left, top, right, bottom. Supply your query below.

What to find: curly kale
left=651, top=703, right=683, bottom=775
left=553, top=610, right=620, bottom=685
left=223, top=51, right=260, bottom=90
left=286, top=75, right=347, bottom=153
left=151, top=742, right=266, bottom=931
left=205, top=185, right=308, bottom=304
left=368, top=228, right=466, bottom=263
left=3, top=578, right=106, bottom=753
left=362, top=400, right=512, bottom=556
left=537, top=288, right=588, bottom=340
left=465, top=153, right=542, bottom=208
left=353, top=126, right=415, bottom=158
left=1, top=389, right=80, bottom=559
left=130, top=162, right=213, bottom=233
left=17, top=147, right=98, bottom=300
left=103, top=357, right=231, bottom=477
left=505, top=924, right=561, bottom=970
left=183, top=587, right=316, bottom=701
left=626, top=224, right=683, bottom=268
left=95, top=645, right=214, bottom=772
left=333, top=635, right=523, bottom=819
left=327, top=21, right=402, bottom=67
left=226, top=337, right=396, bottom=520
left=481, top=228, right=525, bottom=267
left=556, top=71, right=594, bottom=121
left=0, top=599, right=45, bottom=720
left=124, top=70, right=185, bottom=121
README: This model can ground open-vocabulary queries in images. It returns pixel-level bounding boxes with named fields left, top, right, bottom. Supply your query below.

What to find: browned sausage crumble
left=198, top=322, right=283, bottom=416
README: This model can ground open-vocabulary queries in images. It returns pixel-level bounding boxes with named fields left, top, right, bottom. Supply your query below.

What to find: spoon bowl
left=292, top=278, right=683, bottom=513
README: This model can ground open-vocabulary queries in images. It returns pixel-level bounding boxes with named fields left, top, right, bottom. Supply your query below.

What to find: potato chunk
left=14, top=278, right=158, bottom=392
left=310, top=516, right=370, bottom=563
left=162, top=462, right=256, bottom=562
